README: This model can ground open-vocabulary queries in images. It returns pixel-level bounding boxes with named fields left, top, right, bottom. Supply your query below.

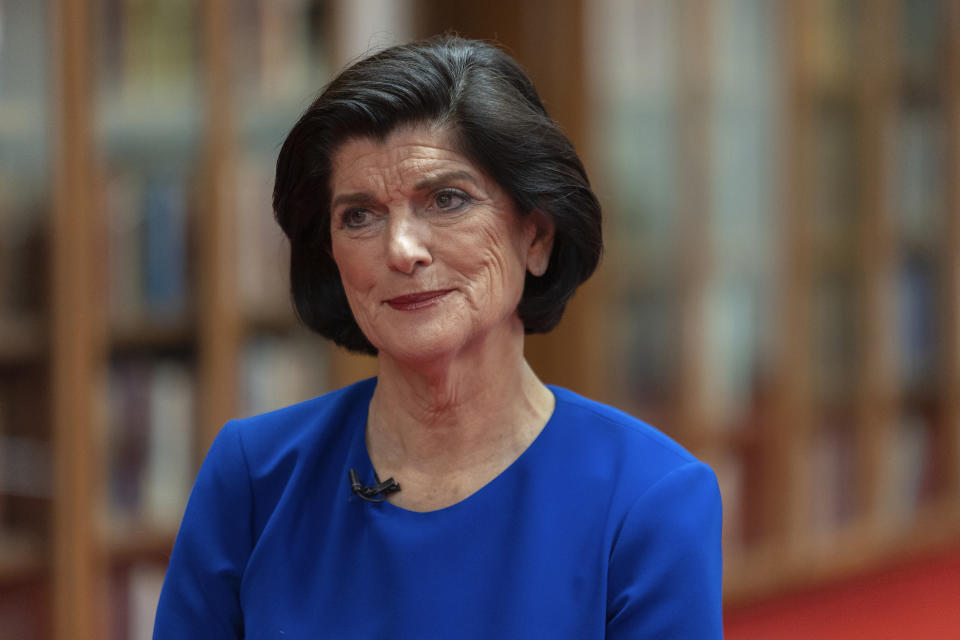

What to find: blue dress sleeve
left=153, top=421, right=252, bottom=639
left=606, top=461, right=724, bottom=639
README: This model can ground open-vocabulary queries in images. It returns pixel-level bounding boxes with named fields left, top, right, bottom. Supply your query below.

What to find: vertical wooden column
left=941, top=0, right=960, bottom=502
left=854, top=0, right=898, bottom=529
left=51, top=0, right=98, bottom=638
left=197, top=0, right=241, bottom=453
left=767, top=0, right=815, bottom=550
left=515, top=0, right=607, bottom=402
left=674, top=0, right=713, bottom=443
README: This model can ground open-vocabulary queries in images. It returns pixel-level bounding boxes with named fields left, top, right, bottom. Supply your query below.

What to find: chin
left=376, top=331, right=466, bottom=368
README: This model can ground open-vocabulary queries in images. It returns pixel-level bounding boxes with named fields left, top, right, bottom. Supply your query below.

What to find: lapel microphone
left=349, top=468, right=401, bottom=503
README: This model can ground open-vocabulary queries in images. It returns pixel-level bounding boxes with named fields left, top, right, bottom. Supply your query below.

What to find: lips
left=385, top=289, right=453, bottom=310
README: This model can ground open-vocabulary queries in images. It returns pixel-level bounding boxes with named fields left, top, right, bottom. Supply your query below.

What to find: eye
left=342, top=208, right=371, bottom=229
left=433, top=188, right=470, bottom=211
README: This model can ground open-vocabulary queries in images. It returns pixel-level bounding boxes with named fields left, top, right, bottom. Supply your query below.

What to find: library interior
left=1, top=0, right=959, bottom=638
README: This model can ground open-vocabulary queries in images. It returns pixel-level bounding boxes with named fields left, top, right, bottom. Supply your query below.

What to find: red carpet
left=724, top=546, right=960, bottom=639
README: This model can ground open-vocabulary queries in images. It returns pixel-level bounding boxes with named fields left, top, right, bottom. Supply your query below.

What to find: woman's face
left=329, top=125, right=553, bottom=366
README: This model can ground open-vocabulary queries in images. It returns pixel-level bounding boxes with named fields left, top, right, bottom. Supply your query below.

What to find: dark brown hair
left=273, top=35, right=602, bottom=354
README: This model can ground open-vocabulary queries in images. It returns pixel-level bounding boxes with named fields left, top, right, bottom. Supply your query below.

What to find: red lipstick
left=385, top=289, right=453, bottom=311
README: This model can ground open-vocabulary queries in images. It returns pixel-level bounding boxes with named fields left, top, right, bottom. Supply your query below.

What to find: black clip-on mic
left=349, top=468, right=401, bottom=503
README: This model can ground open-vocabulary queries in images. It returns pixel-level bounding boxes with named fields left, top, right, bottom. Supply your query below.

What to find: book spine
left=142, top=175, right=188, bottom=321
left=144, top=359, right=193, bottom=530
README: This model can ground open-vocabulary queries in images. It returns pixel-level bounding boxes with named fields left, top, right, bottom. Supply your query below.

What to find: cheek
left=331, top=243, right=376, bottom=299
left=459, top=226, right=529, bottom=303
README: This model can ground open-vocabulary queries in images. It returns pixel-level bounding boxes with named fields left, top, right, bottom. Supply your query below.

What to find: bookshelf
left=2, top=0, right=959, bottom=638
left=0, top=1, right=338, bottom=638
left=589, top=0, right=960, bottom=604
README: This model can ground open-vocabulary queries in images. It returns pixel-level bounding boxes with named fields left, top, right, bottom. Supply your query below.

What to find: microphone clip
left=349, top=468, right=401, bottom=503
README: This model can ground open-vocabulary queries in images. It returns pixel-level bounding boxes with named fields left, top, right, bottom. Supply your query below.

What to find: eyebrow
left=330, top=191, right=377, bottom=211
left=413, top=170, right=480, bottom=192
left=330, top=170, right=481, bottom=211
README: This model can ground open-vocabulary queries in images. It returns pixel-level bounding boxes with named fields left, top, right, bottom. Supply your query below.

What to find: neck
left=366, top=319, right=554, bottom=501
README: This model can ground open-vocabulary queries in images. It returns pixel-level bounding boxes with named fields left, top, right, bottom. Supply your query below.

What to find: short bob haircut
left=273, top=35, right=602, bottom=355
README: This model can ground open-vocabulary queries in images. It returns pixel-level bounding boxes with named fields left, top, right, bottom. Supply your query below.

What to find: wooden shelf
left=101, top=525, right=176, bottom=567
left=0, top=315, right=46, bottom=365
left=241, top=306, right=300, bottom=336
left=109, top=320, right=195, bottom=355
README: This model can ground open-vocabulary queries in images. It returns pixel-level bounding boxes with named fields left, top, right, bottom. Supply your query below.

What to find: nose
left=386, top=211, right=432, bottom=274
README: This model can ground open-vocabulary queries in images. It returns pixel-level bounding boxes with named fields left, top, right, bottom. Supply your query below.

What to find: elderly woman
left=155, top=36, right=722, bottom=638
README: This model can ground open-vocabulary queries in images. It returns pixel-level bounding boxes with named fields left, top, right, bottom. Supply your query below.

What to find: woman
left=155, top=36, right=722, bottom=638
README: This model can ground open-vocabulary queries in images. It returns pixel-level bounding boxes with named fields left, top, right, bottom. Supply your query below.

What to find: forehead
left=330, top=125, right=483, bottom=193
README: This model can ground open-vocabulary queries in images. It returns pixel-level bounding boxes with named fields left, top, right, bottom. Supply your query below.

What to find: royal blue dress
left=154, top=378, right=723, bottom=638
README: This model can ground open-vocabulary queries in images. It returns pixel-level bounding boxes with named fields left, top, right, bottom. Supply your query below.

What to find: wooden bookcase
left=2, top=1, right=336, bottom=638
left=1, top=1, right=958, bottom=638
left=584, top=0, right=960, bottom=604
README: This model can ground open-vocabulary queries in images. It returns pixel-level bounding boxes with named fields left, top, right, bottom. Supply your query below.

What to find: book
left=883, top=412, right=932, bottom=526
left=895, top=254, right=937, bottom=391
left=808, top=0, right=858, bottom=94
left=106, top=170, right=145, bottom=327
left=809, top=421, right=858, bottom=538
left=142, top=174, right=189, bottom=322
left=701, top=279, right=762, bottom=429
left=813, top=272, right=858, bottom=402
left=899, top=0, right=943, bottom=86
left=894, top=106, right=944, bottom=251
left=144, top=360, right=193, bottom=530
left=127, top=563, right=167, bottom=640
left=235, top=153, right=291, bottom=319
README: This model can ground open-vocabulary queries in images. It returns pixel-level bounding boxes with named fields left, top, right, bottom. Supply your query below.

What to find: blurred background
left=0, top=0, right=958, bottom=638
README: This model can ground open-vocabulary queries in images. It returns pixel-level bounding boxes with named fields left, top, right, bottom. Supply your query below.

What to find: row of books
left=98, top=0, right=198, bottom=100
left=807, top=0, right=948, bottom=91
left=0, top=367, right=51, bottom=540
left=595, top=0, right=947, bottom=106
left=95, top=0, right=327, bottom=106
left=230, top=0, right=328, bottom=104
left=95, top=334, right=326, bottom=638
left=606, top=90, right=950, bottom=430
left=808, top=411, right=935, bottom=538
left=619, top=247, right=943, bottom=432
left=101, top=334, right=328, bottom=529
left=104, top=155, right=303, bottom=332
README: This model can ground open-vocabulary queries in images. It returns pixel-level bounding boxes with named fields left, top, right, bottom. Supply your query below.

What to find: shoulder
left=199, top=377, right=373, bottom=514
left=547, top=391, right=725, bottom=633
left=546, top=386, right=709, bottom=493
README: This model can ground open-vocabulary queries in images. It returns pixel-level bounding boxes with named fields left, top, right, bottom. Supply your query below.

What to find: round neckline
left=351, top=380, right=560, bottom=517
